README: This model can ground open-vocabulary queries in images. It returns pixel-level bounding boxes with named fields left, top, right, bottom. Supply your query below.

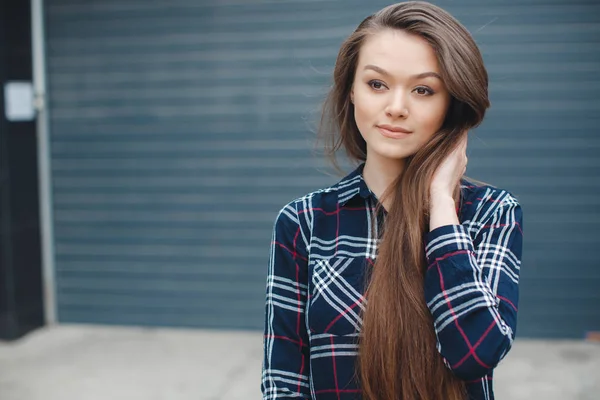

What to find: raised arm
left=424, top=193, right=523, bottom=381
left=262, top=203, right=311, bottom=399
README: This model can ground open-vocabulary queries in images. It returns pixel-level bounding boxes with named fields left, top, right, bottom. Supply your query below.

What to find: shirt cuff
left=425, top=224, right=475, bottom=263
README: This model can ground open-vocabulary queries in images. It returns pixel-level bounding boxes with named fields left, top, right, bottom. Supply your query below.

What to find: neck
left=362, top=155, right=405, bottom=210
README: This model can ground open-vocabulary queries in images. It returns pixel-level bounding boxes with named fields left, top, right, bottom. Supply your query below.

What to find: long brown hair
left=319, top=2, right=490, bottom=399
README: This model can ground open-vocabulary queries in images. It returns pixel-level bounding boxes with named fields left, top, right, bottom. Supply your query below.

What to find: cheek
left=415, top=99, right=449, bottom=133
left=354, top=88, right=383, bottom=123
left=353, top=95, right=374, bottom=126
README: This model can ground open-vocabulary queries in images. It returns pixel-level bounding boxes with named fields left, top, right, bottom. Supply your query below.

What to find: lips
left=377, top=124, right=413, bottom=139
left=377, top=124, right=412, bottom=133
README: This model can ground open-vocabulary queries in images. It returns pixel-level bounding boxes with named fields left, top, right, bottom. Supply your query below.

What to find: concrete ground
left=0, top=325, right=598, bottom=400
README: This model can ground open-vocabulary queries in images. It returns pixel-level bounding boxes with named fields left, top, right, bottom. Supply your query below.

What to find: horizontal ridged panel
left=46, top=0, right=600, bottom=337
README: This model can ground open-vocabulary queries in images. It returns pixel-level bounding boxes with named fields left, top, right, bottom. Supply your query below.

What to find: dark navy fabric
left=262, top=163, right=523, bottom=399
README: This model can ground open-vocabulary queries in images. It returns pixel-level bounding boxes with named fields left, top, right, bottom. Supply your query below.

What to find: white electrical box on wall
left=4, top=81, right=35, bottom=121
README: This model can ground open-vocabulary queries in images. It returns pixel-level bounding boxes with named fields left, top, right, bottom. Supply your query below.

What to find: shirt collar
left=337, top=163, right=374, bottom=206
left=336, top=165, right=474, bottom=212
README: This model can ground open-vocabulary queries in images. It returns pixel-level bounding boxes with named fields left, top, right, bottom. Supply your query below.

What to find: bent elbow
left=448, top=338, right=513, bottom=381
left=449, top=359, right=494, bottom=381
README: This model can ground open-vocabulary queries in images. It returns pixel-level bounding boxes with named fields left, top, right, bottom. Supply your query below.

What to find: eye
left=368, top=80, right=388, bottom=91
left=413, top=86, right=434, bottom=96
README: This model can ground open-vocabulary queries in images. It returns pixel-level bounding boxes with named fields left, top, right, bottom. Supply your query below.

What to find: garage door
left=45, top=0, right=600, bottom=337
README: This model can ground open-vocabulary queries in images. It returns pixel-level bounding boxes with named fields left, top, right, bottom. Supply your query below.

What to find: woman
left=262, top=2, right=523, bottom=399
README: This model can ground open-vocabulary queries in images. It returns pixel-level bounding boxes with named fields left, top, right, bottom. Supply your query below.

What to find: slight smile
left=377, top=125, right=413, bottom=139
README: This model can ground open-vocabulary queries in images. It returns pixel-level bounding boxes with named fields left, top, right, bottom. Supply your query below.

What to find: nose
left=385, top=90, right=409, bottom=119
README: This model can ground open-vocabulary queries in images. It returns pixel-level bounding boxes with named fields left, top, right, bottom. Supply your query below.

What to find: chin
left=369, top=143, right=416, bottom=162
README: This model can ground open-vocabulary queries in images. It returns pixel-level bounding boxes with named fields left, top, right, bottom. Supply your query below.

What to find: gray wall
left=45, top=0, right=600, bottom=338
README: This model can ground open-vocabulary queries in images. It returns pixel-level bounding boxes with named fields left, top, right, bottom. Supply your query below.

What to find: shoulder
left=278, top=169, right=362, bottom=219
left=460, top=178, right=522, bottom=223
left=274, top=168, right=361, bottom=234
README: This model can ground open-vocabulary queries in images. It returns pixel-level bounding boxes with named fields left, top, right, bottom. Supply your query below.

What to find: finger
left=459, top=136, right=468, bottom=154
left=454, top=136, right=467, bottom=154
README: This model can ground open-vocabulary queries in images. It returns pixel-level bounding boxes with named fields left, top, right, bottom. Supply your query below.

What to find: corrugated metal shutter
left=45, top=0, right=600, bottom=337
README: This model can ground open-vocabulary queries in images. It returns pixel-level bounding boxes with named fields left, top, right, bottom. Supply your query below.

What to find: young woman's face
left=351, top=29, right=451, bottom=163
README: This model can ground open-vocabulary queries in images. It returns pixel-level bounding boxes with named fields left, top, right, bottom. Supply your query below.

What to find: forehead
left=357, top=29, right=440, bottom=74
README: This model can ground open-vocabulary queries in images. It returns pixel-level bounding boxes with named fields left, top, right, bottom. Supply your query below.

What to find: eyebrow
left=363, top=64, right=442, bottom=80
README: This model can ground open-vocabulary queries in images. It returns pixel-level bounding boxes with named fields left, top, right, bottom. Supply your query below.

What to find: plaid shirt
left=262, top=163, right=523, bottom=399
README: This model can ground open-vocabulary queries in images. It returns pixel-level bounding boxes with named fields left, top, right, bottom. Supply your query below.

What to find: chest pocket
left=308, top=256, right=369, bottom=336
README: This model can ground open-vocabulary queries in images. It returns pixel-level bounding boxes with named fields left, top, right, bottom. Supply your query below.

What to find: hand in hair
left=429, top=131, right=468, bottom=230
left=430, top=131, right=468, bottom=198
